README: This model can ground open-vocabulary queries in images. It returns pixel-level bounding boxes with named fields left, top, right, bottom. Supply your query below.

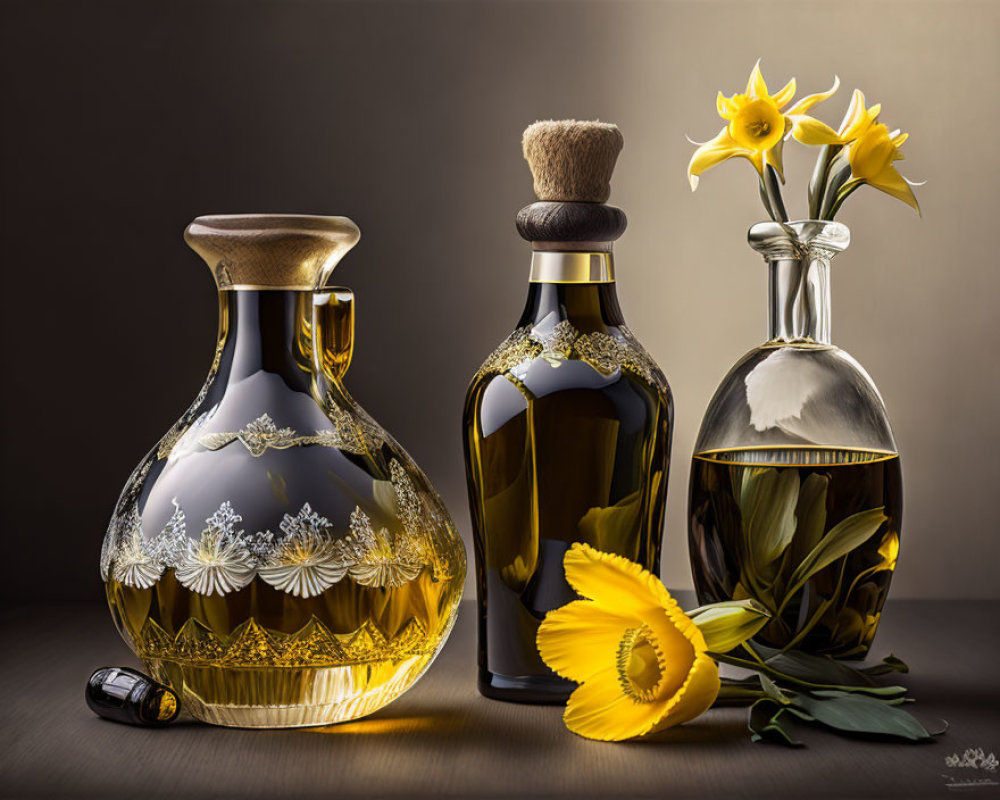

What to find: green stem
left=780, top=594, right=833, bottom=653
left=741, top=641, right=769, bottom=667
left=780, top=558, right=847, bottom=652
left=808, top=145, right=836, bottom=219
left=839, top=564, right=881, bottom=612
left=715, top=683, right=766, bottom=706
left=825, top=179, right=864, bottom=220
left=758, top=165, right=788, bottom=222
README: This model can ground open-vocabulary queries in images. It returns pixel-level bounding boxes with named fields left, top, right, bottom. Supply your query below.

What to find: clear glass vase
left=688, top=220, right=901, bottom=659
left=101, top=215, right=466, bottom=727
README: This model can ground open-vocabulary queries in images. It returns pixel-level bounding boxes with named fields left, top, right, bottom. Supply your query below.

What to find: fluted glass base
left=147, top=657, right=436, bottom=728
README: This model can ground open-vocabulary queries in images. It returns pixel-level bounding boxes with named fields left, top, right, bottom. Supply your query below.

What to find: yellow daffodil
left=536, top=543, right=769, bottom=741
left=688, top=60, right=839, bottom=190
left=795, top=89, right=884, bottom=147
left=799, top=89, right=920, bottom=214
left=847, top=121, right=919, bottom=213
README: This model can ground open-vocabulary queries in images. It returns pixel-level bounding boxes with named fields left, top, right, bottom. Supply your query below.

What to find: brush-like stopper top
left=522, top=120, right=623, bottom=203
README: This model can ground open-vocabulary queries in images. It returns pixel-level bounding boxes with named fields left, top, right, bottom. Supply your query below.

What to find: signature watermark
left=941, top=748, right=999, bottom=792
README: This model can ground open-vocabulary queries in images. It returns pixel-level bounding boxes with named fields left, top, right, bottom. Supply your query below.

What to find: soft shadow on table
left=630, top=716, right=750, bottom=746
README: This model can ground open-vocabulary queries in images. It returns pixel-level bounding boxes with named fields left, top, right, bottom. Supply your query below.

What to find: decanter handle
left=311, top=288, right=354, bottom=381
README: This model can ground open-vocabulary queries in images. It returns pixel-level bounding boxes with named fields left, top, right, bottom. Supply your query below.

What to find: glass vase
left=101, top=214, right=466, bottom=727
left=688, top=220, right=901, bottom=659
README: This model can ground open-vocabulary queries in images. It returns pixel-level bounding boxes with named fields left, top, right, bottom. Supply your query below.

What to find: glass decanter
left=688, top=220, right=901, bottom=659
left=101, top=214, right=466, bottom=727
left=464, top=121, right=673, bottom=702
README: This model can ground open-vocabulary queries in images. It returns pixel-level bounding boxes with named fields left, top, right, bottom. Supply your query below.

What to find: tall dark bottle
left=463, top=121, right=673, bottom=702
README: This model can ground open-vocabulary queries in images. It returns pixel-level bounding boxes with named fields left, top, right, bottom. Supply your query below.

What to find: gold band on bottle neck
left=529, top=251, right=615, bottom=284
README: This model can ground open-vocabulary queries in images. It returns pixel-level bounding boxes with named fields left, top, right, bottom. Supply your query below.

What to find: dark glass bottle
left=465, top=245, right=672, bottom=701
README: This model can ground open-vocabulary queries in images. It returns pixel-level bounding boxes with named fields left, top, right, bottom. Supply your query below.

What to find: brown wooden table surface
left=2, top=597, right=998, bottom=799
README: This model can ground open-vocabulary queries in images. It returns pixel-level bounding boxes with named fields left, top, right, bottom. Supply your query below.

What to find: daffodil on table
left=535, top=543, right=768, bottom=742
left=536, top=543, right=943, bottom=747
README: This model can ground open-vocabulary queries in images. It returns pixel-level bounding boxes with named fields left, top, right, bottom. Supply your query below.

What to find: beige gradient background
left=1, top=0, right=997, bottom=600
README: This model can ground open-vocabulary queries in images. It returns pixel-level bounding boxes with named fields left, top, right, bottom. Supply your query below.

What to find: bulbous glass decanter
left=101, top=215, right=466, bottom=727
left=688, top=220, right=902, bottom=659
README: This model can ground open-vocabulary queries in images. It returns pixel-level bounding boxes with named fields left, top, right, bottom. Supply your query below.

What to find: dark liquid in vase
left=689, top=447, right=902, bottom=658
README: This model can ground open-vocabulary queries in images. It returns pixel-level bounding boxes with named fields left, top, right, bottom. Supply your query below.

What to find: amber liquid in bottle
left=104, top=291, right=465, bottom=727
left=107, top=570, right=459, bottom=724
left=688, top=447, right=902, bottom=658
left=464, top=281, right=672, bottom=702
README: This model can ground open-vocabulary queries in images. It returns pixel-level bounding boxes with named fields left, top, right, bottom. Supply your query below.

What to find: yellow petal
left=839, top=92, right=880, bottom=144
left=729, top=97, right=785, bottom=152
left=688, top=126, right=751, bottom=189
left=837, top=89, right=867, bottom=138
left=563, top=543, right=669, bottom=616
left=689, top=599, right=771, bottom=652
left=772, top=77, right=797, bottom=109
left=642, top=612, right=700, bottom=696
left=563, top=671, right=671, bottom=741
left=868, top=164, right=921, bottom=214
left=536, top=600, right=633, bottom=684
left=745, top=59, right=768, bottom=98
left=645, top=653, right=721, bottom=735
left=875, top=531, right=900, bottom=571
left=716, top=91, right=739, bottom=120
left=577, top=491, right=642, bottom=554
left=789, top=115, right=843, bottom=146
left=850, top=123, right=897, bottom=181
left=785, top=74, right=840, bottom=116
left=892, top=131, right=909, bottom=148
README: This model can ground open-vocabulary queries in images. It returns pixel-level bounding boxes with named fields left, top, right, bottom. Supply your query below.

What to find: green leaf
left=759, top=675, right=791, bottom=704
left=712, top=647, right=907, bottom=697
left=781, top=507, right=887, bottom=610
left=859, top=654, right=909, bottom=676
left=688, top=599, right=771, bottom=653
left=784, top=689, right=933, bottom=741
left=790, top=473, right=829, bottom=567
left=809, top=689, right=908, bottom=707
left=753, top=643, right=907, bottom=695
left=749, top=699, right=810, bottom=747
left=755, top=643, right=881, bottom=688
left=740, top=468, right=800, bottom=574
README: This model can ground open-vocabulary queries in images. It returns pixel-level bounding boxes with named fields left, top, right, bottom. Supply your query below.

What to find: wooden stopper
left=516, top=202, right=627, bottom=243
left=522, top=120, right=623, bottom=203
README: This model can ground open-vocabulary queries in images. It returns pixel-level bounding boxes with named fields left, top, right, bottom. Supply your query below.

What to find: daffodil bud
left=688, top=599, right=771, bottom=653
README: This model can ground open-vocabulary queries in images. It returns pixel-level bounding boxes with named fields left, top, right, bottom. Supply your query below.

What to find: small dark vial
left=86, top=667, right=179, bottom=727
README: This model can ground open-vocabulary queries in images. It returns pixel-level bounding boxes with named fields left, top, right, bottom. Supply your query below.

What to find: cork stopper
left=522, top=120, right=623, bottom=203
left=184, top=214, right=360, bottom=290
